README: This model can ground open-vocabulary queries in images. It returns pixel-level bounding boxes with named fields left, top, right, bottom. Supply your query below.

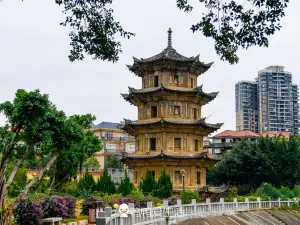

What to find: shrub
left=8, top=167, right=27, bottom=197
left=279, top=186, right=294, bottom=200
left=139, top=169, right=157, bottom=195
left=42, top=196, right=76, bottom=218
left=77, top=172, right=96, bottom=196
left=156, top=168, right=173, bottom=198
left=14, top=200, right=43, bottom=225
left=128, top=189, right=144, bottom=200
left=81, top=197, right=105, bottom=215
left=180, top=190, right=200, bottom=204
left=59, top=182, right=78, bottom=196
left=168, top=196, right=178, bottom=206
left=255, top=183, right=280, bottom=200
left=228, top=186, right=238, bottom=198
left=96, top=167, right=116, bottom=194
left=117, top=171, right=134, bottom=196
left=293, top=186, right=300, bottom=198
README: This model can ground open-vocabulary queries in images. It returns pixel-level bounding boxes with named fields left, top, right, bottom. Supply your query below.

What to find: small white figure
left=119, top=203, right=129, bottom=217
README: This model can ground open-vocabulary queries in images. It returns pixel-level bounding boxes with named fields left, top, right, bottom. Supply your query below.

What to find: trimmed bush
left=117, top=171, right=134, bottom=196
left=96, top=167, right=116, bottom=194
left=255, top=183, right=280, bottom=200
left=59, top=181, right=78, bottom=196
left=77, top=172, right=96, bottom=196
left=139, top=169, right=157, bottom=195
left=180, top=190, right=200, bottom=204
left=156, top=168, right=173, bottom=198
left=279, top=186, right=294, bottom=200
left=14, top=200, right=43, bottom=225
left=42, top=196, right=76, bottom=218
left=128, top=189, right=144, bottom=200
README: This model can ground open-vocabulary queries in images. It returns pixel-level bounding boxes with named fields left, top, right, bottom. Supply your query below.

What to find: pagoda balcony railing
left=101, top=136, right=135, bottom=142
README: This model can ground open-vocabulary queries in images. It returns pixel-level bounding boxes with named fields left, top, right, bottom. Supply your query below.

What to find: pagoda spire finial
left=167, top=28, right=172, bottom=48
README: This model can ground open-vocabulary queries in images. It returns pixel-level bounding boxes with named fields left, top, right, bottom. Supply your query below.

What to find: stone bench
left=42, top=217, right=62, bottom=225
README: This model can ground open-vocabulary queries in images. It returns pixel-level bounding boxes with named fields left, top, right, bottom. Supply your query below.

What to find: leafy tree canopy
left=1, top=0, right=289, bottom=64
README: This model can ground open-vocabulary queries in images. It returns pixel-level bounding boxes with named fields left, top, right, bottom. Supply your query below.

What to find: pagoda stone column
left=190, top=166, right=197, bottom=186
left=200, top=168, right=206, bottom=186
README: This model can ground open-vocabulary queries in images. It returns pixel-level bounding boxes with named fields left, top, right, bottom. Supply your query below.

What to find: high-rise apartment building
left=235, top=66, right=300, bottom=135
left=235, top=81, right=259, bottom=133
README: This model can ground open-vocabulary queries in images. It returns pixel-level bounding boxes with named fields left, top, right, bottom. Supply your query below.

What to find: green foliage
left=77, top=172, right=96, bottom=197
left=180, top=190, right=200, bottom=204
left=279, top=186, right=294, bottom=200
left=8, top=167, right=27, bottom=197
left=117, top=171, right=134, bottom=196
left=96, top=167, right=116, bottom=194
left=293, top=186, right=300, bottom=198
left=128, top=189, right=144, bottom=201
left=59, top=182, right=78, bottom=197
left=84, top=157, right=100, bottom=171
left=106, top=156, right=121, bottom=169
left=139, top=169, right=157, bottom=196
left=51, top=0, right=288, bottom=64
left=156, top=168, right=173, bottom=198
left=255, top=183, right=280, bottom=200
left=208, top=136, right=300, bottom=192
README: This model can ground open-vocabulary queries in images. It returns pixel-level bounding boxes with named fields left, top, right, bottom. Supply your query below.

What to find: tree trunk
left=12, top=154, right=58, bottom=208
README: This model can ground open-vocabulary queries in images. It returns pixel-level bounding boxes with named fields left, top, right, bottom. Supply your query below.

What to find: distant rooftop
left=91, top=121, right=124, bottom=130
left=261, top=132, right=290, bottom=138
left=214, top=130, right=259, bottom=138
left=259, top=65, right=291, bottom=74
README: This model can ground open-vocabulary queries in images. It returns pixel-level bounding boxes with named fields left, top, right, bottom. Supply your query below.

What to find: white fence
left=97, top=198, right=297, bottom=225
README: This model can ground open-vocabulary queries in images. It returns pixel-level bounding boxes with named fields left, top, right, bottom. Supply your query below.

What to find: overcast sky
left=1, top=0, right=299, bottom=134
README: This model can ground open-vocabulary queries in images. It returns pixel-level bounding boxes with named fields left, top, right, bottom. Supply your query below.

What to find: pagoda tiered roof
left=123, top=118, right=223, bottom=134
left=121, top=151, right=220, bottom=161
left=121, top=84, right=219, bottom=105
left=127, top=29, right=213, bottom=76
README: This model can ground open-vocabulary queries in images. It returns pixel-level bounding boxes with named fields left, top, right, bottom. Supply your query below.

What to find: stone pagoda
left=121, top=29, right=223, bottom=190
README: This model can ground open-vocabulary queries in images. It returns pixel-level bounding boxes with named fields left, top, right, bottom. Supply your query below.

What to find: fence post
left=206, top=198, right=211, bottom=212
left=128, top=203, right=135, bottom=224
left=192, top=199, right=197, bottom=214
left=220, top=198, right=225, bottom=211
left=257, top=197, right=261, bottom=209
left=269, top=199, right=272, bottom=209
left=164, top=199, right=169, bottom=207
left=147, top=201, right=153, bottom=221
left=278, top=198, right=281, bottom=207
left=245, top=198, right=249, bottom=210
left=288, top=201, right=290, bottom=207
left=233, top=198, right=238, bottom=210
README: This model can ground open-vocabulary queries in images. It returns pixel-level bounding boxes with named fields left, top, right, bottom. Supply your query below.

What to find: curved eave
left=122, top=152, right=208, bottom=161
left=127, top=58, right=213, bottom=77
left=122, top=118, right=223, bottom=134
left=120, top=85, right=219, bottom=105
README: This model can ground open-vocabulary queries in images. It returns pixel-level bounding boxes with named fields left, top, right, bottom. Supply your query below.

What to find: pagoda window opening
left=174, top=138, right=181, bottom=151
left=190, top=78, right=194, bottom=88
left=134, top=171, right=138, bottom=184
left=174, top=71, right=179, bottom=85
left=154, top=75, right=159, bottom=87
left=151, top=106, right=158, bottom=118
left=174, top=171, right=182, bottom=185
left=197, top=171, right=201, bottom=185
left=174, top=106, right=181, bottom=116
left=194, top=139, right=199, bottom=152
left=193, top=108, right=197, bottom=119
left=150, top=138, right=156, bottom=151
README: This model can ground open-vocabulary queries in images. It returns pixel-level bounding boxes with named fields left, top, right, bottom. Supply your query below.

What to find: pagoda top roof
left=121, top=151, right=220, bottom=161
left=127, top=28, right=213, bottom=76
left=123, top=118, right=223, bottom=131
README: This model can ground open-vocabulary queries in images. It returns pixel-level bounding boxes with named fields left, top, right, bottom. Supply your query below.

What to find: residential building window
left=129, top=144, right=135, bottom=152
left=174, top=171, right=182, bottom=185
left=197, top=171, right=201, bottom=185
left=194, top=139, right=199, bottom=152
left=174, top=138, right=181, bottom=150
left=104, top=132, right=113, bottom=138
left=174, top=106, right=181, bottom=116
left=150, top=138, right=156, bottom=151
left=151, top=106, right=157, bottom=118
left=154, top=76, right=159, bottom=87
left=221, top=138, right=226, bottom=143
